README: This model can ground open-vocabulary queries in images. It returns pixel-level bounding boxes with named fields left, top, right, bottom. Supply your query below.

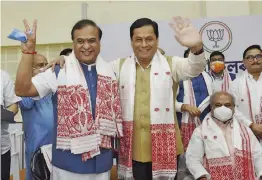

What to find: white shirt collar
left=246, top=71, right=262, bottom=81
left=135, top=56, right=152, bottom=71
left=211, top=71, right=224, bottom=80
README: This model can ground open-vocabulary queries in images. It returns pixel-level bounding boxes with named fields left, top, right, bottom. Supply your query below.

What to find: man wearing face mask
left=230, top=45, right=262, bottom=145
left=209, top=51, right=236, bottom=92
left=186, top=91, right=262, bottom=180
left=18, top=54, right=54, bottom=180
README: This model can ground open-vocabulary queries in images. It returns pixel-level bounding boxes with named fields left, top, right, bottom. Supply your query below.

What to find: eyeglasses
left=244, top=54, right=262, bottom=62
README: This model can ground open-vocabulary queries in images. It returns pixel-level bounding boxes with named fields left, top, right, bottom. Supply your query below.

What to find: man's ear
left=242, top=59, right=248, bottom=69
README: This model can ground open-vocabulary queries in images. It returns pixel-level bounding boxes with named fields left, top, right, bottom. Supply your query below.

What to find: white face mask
left=213, top=106, right=233, bottom=122
left=39, top=68, right=45, bottom=73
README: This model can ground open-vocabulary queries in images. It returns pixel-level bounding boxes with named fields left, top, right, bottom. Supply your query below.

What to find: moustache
left=251, top=61, right=261, bottom=65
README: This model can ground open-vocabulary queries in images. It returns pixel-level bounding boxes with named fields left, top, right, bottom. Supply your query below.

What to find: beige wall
left=1, top=1, right=262, bottom=80
left=1, top=1, right=262, bottom=46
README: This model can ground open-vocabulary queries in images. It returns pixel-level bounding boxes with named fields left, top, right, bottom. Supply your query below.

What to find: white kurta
left=211, top=75, right=223, bottom=92
left=230, top=72, right=262, bottom=128
left=186, top=114, right=262, bottom=180
left=110, top=50, right=207, bottom=179
left=210, top=70, right=233, bottom=93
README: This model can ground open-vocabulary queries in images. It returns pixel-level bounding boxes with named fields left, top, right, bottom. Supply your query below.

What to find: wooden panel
left=6, top=47, right=19, bottom=62
left=36, top=45, right=48, bottom=59
left=110, top=165, right=117, bottom=180
left=6, top=62, right=18, bottom=80
left=1, top=48, right=7, bottom=70
left=48, top=45, right=62, bottom=60
left=2, top=43, right=73, bottom=80
left=10, top=168, right=26, bottom=180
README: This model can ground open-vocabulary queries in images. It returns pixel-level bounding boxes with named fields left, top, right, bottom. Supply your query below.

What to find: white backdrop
left=100, top=15, right=262, bottom=74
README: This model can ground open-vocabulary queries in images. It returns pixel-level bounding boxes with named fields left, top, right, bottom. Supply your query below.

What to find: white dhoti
left=51, top=166, right=110, bottom=180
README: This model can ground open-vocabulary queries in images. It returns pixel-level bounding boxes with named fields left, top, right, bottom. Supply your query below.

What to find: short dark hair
left=243, top=45, right=262, bottom=58
left=60, top=48, right=72, bottom=56
left=210, top=51, right=225, bottom=60
left=71, top=19, right=102, bottom=41
left=184, top=48, right=190, bottom=58
left=130, top=18, right=159, bottom=39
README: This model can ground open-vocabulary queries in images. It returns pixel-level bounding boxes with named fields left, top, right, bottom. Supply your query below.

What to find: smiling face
left=131, top=25, right=158, bottom=62
left=243, top=48, right=262, bottom=74
left=73, top=25, right=101, bottom=64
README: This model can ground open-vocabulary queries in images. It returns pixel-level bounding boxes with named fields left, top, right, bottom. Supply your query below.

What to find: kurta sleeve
left=172, top=52, right=206, bottom=83
left=186, top=127, right=211, bottom=180
left=32, top=68, right=58, bottom=99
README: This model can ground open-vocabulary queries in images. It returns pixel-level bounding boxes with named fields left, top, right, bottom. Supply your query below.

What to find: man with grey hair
left=186, top=91, right=262, bottom=180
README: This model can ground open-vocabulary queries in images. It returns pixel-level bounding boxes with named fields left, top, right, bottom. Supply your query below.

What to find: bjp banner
left=100, top=15, right=262, bottom=76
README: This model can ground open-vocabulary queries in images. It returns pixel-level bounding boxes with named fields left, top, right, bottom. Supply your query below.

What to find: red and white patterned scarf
left=246, top=77, right=262, bottom=142
left=210, top=69, right=232, bottom=92
left=201, top=115, right=256, bottom=180
left=180, top=71, right=212, bottom=150
left=118, top=51, right=177, bottom=180
left=56, top=52, right=123, bottom=161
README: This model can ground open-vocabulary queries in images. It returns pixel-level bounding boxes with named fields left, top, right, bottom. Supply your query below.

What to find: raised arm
left=15, top=19, right=39, bottom=97
left=169, top=17, right=206, bottom=82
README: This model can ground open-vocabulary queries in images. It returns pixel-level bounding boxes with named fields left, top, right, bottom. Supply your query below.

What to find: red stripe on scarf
left=57, top=75, right=122, bottom=161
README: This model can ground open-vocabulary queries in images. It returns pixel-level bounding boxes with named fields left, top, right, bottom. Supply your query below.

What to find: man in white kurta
left=230, top=45, right=262, bottom=144
left=186, top=91, right=262, bottom=180
left=111, top=17, right=206, bottom=180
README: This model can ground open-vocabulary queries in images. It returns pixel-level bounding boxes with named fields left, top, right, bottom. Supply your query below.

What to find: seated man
left=186, top=91, right=262, bottom=180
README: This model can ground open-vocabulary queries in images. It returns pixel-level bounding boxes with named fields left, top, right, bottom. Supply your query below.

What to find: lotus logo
left=200, top=21, right=232, bottom=53
left=206, top=29, right=224, bottom=48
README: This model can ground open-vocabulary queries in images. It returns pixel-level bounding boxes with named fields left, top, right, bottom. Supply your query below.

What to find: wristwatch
left=193, top=47, right=204, bottom=55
